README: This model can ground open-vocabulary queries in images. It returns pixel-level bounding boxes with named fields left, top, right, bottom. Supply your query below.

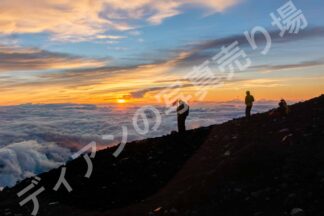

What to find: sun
left=117, top=99, right=127, bottom=104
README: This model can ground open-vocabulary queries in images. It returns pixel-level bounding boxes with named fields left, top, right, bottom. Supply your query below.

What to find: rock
left=251, top=190, right=262, bottom=198
left=234, top=188, right=242, bottom=193
left=281, top=133, right=293, bottom=142
left=317, top=170, right=324, bottom=177
left=4, top=213, right=11, bottom=216
left=279, top=128, right=290, bottom=133
left=290, top=208, right=304, bottom=216
left=153, top=207, right=162, bottom=213
left=48, top=201, right=59, bottom=206
left=264, top=187, right=272, bottom=192
left=224, top=150, right=231, bottom=156
left=170, top=208, right=178, bottom=214
left=281, top=183, right=288, bottom=189
left=284, top=193, right=298, bottom=208
left=302, top=133, right=311, bottom=137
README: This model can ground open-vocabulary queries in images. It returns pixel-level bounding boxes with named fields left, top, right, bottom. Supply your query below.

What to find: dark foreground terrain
left=0, top=95, right=324, bottom=216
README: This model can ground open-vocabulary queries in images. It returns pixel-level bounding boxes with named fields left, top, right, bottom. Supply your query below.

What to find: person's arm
left=177, top=104, right=184, bottom=114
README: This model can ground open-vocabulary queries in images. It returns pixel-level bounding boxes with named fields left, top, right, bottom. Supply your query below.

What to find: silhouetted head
left=280, top=99, right=286, bottom=104
left=178, top=99, right=184, bottom=105
left=246, top=91, right=250, bottom=95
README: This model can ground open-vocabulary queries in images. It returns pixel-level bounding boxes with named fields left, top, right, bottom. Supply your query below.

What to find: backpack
left=183, top=105, right=189, bottom=117
left=177, top=103, right=189, bottom=117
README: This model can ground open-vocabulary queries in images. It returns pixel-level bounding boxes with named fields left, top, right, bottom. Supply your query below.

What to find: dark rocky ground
left=0, top=95, right=324, bottom=216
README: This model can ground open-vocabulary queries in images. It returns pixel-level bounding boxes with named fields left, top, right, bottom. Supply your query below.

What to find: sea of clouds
left=0, top=101, right=277, bottom=188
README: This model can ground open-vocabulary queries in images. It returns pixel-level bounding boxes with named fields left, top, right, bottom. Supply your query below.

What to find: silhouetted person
left=278, top=99, right=289, bottom=117
left=176, top=100, right=189, bottom=133
left=245, top=91, right=254, bottom=118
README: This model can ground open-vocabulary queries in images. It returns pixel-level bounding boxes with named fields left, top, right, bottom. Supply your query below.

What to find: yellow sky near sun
left=1, top=74, right=323, bottom=106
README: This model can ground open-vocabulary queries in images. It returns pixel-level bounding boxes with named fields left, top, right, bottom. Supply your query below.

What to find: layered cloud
left=248, top=60, right=324, bottom=74
left=1, top=26, right=324, bottom=104
left=0, top=49, right=194, bottom=104
left=0, top=140, right=71, bottom=187
left=175, top=27, right=324, bottom=67
left=0, top=45, right=107, bottom=72
left=0, top=101, right=276, bottom=187
left=0, top=0, right=240, bottom=41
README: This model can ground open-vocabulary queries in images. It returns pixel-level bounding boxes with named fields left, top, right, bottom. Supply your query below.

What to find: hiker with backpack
left=176, top=100, right=190, bottom=133
left=278, top=99, right=289, bottom=117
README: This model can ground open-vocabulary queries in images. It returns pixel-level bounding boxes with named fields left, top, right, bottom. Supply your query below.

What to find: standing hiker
left=176, top=100, right=189, bottom=133
left=245, top=91, right=254, bottom=118
left=278, top=99, right=289, bottom=117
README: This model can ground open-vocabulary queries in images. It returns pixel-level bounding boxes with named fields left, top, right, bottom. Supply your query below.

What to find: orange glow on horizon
left=0, top=74, right=323, bottom=106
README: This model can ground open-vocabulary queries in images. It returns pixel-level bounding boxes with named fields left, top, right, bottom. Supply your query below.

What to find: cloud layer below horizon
left=0, top=101, right=276, bottom=188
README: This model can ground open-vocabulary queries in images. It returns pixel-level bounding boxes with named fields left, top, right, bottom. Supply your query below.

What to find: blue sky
left=12, top=0, right=323, bottom=61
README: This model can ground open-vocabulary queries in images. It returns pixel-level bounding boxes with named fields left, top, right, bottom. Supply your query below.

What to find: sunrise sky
left=0, top=0, right=323, bottom=105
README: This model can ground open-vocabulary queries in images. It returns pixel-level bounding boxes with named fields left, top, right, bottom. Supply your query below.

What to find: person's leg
left=246, top=106, right=252, bottom=118
left=183, top=116, right=187, bottom=132
left=177, top=115, right=181, bottom=132
left=178, top=116, right=185, bottom=133
left=279, top=107, right=284, bottom=116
